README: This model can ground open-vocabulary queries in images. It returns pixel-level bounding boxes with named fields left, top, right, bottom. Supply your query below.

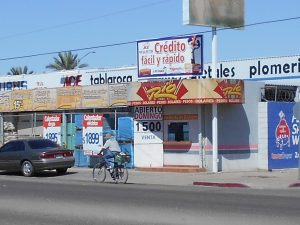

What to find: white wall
left=258, top=102, right=269, bottom=170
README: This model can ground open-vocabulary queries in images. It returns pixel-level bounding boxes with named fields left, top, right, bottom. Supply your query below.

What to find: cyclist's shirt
left=103, top=137, right=121, bottom=152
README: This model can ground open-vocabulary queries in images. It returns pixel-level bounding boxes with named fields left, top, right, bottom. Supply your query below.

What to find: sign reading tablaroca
left=134, top=106, right=162, bottom=120
left=82, top=114, right=103, bottom=155
left=137, top=35, right=203, bottom=78
left=43, top=114, right=62, bottom=145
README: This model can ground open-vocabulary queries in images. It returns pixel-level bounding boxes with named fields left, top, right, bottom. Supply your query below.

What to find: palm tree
left=46, top=51, right=89, bottom=71
left=7, top=66, right=34, bottom=75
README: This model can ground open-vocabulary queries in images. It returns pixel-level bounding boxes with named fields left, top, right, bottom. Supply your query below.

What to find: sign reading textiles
left=43, top=114, right=62, bottom=145
left=128, top=79, right=244, bottom=105
left=137, top=35, right=203, bottom=78
left=82, top=114, right=103, bottom=155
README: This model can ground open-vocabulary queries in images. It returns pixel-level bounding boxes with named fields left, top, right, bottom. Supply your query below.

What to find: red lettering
left=63, top=75, right=82, bottom=87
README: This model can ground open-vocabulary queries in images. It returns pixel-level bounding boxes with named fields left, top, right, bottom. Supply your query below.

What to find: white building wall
left=258, top=102, right=269, bottom=170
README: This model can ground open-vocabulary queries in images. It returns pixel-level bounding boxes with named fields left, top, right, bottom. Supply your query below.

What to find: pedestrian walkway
left=67, top=167, right=300, bottom=189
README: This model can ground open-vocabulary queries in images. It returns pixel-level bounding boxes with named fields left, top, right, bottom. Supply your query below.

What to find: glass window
left=168, top=122, right=189, bottom=141
left=0, top=141, right=25, bottom=152
left=28, top=139, right=59, bottom=150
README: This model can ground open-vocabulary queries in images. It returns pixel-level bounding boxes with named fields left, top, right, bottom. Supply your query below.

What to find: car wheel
left=56, top=168, right=68, bottom=175
left=21, top=161, right=34, bottom=177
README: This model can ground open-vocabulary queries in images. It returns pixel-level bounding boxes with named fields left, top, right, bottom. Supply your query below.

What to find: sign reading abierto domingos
left=43, top=114, right=62, bottom=145
left=134, top=106, right=162, bottom=120
left=82, top=114, right=103, bottom=155
left=134, top=106, right=163, bottom=144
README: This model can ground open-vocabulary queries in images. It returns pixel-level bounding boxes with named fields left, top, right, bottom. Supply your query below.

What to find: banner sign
left=81, top=85, right=108, bottom=108
left=82, top=114, right=103, bottom=154
left=0, top=92, right=11, bottom=112
left=268, top=103, right=299, bottom=169
left=56, top=87, right=82, bottom=110
left=0, top=67, right=136, bottom=91
left=134, top=106, right=162, bottom=120
left=137, top=35, right=203, bottom=78
left=43, top=114, right=62, bottom=145
left=11, top=90, right=33, bottom=111
left=108, top=84, right=128, bottom=106
left=32, top=89, right=56, bottom=111
left=128, top=79, right=244, bottom=105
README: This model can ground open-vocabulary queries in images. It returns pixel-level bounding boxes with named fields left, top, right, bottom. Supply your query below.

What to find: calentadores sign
left=43, top=114, right=62, bottom=145
left=137, top=35, right=203, bottom=78
left=82, top=114, right=103, bottom=155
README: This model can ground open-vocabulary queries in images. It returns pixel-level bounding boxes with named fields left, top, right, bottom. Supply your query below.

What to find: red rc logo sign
left=136, top=80, right=188, bottom=101
left=62, top=75, right=82, bottom=87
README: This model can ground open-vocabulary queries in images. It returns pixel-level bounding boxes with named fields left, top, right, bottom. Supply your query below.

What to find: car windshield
left=27, top=139, right=59, bottom=150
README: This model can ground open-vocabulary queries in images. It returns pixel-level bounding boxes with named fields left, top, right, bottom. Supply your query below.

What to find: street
left=0, top=172, right=299, bottom=225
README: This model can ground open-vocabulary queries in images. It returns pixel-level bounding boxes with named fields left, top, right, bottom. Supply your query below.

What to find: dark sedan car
left=0, top=139, right=75, bottom=177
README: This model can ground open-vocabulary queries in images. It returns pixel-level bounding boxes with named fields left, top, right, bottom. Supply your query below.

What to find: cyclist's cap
left=105, top=132, right=113, bottom=139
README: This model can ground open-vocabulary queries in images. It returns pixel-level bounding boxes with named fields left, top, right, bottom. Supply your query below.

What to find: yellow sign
left=56, top=87, right=82, bottom=109
left=128, top=79, right=244, bottom=105
left=11, top=90, right=33, bottom=111
left=81, top=85, right=109, bottom=108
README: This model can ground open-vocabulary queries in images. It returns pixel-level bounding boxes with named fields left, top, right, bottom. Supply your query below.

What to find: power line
left=0, top=16, right=299, bottom=61
left=0, top=0, right=172, bottom=41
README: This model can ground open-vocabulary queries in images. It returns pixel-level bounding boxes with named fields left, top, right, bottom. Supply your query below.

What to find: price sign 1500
left=136, top=121, right=162, bottom=132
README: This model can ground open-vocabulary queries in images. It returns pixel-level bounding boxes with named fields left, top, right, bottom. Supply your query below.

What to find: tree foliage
left=46, top=51, right=88, bottom=71
left=7, top=66, right=33, bottom=75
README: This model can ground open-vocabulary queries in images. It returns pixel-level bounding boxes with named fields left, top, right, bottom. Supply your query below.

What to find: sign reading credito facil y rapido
left=137, top=35, right=203, bottom=79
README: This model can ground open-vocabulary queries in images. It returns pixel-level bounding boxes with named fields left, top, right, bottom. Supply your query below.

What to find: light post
left=77, top=51, right=96, bottom=67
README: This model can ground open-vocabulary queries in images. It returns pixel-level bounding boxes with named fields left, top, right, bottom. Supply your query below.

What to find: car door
left=0, top=141, right=26, bottom=170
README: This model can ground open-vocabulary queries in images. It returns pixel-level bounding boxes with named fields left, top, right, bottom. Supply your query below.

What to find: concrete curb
left=289, top=182, right=300, bottom=188
left=193, top=181, right=249, bottom=188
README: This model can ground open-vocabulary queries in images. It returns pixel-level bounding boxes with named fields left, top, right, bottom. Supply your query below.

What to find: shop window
left=168, top=122, right=189, bottom=141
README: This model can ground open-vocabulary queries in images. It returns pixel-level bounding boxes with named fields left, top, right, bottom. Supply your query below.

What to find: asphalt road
left=0, top=175, right=299, bottom=225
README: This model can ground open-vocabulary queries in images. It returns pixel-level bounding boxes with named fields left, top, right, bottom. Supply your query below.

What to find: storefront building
left=0, top=55, right=299, bottom=171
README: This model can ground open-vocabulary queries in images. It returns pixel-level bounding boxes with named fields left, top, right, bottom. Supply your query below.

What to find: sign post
left=212, top=27, right=218, bottom=173
left=183, top=0, right=244, bottom=173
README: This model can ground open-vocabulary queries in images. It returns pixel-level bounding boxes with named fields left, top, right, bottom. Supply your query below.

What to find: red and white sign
left=137, top=35, right=203, bottom=79
left=82, top=114, right=103, bottom=154
left=43, top=114, right=62, bottom=145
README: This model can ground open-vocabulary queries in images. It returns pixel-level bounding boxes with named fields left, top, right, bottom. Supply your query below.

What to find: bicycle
left=92, top=151, right=130, bottom=184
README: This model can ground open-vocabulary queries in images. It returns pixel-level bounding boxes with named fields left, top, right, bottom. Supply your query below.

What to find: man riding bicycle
left=100, top=132, right=121, bottom=170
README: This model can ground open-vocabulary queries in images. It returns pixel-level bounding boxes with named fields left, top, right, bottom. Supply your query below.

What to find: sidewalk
left=67, top=167, right=300, bottom=189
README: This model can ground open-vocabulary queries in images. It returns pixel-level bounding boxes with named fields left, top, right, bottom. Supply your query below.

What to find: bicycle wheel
left=93, top=163, right=106, bottom=183
left=115, top=166, right=128, bottom=184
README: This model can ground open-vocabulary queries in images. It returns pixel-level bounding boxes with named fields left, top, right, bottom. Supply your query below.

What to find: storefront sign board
left=268, top=103, right=299, bottom=169
left=11, top=90, right=33, bottom=111
left=82, top=114, right=103, bottom=155
left=128, top=79, right=244, bottom=105
left=32, top=89, right=57, bottom=111
left=137, top=35, right=203, bottom=78
left=43, top=114, right=62, bottom=145
left=81, top=85, right=108, bottom=108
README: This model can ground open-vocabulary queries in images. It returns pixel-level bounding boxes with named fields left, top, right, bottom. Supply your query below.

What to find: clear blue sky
left=0, top=0, right=299, bottom=75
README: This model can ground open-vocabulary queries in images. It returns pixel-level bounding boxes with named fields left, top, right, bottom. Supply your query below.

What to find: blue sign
left=268, top=102, right=300, bottom=169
